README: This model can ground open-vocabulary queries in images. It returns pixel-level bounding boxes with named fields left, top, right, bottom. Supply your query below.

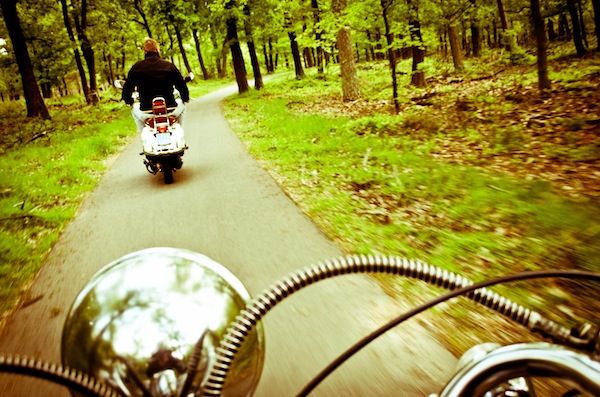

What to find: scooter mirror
left=61, top=247, right=264, bottom=397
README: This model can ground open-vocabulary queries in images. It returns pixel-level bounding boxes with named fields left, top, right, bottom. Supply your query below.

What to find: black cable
left=296, top=269, right=600, bottom=396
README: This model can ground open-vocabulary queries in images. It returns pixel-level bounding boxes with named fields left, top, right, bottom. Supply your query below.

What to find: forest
left=1, top=0, right=599, bottom=118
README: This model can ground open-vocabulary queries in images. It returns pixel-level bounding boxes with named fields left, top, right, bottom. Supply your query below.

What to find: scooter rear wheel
left=163, top=164, right=173, bottom=184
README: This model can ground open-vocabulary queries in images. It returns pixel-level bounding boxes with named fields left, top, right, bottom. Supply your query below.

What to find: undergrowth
left=223, top=53, right=600, bottom=361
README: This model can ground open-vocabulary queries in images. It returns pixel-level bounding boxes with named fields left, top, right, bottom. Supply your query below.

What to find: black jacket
left=122, top=52, right=190, bottom=110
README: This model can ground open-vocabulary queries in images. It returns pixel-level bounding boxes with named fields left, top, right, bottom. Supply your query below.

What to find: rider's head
left=143, top=38, right=160, bottom=55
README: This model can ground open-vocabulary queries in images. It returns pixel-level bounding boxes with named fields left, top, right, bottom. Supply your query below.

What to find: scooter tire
left=163, top=164, right=174, bottom=184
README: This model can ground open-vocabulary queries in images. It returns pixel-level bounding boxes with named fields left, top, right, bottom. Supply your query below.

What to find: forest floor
left=297, top=55, right=600, bottom=201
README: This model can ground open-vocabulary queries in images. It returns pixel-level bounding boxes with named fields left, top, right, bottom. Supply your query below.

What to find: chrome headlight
left=61, top=247, right=264, bottom=397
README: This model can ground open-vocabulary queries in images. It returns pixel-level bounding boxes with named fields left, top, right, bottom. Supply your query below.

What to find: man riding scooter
left=121, top=38, right=190, bottom=132
left=121, top=38, right=191, bottom=184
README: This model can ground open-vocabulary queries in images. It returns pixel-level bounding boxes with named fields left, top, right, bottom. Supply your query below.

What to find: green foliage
left=4, top=0, right=590, bottom=106
left=347, top=114, right=401, bottom=136
left=346, top=109, right=442, bottom=138
left=224, top=67, right=600, bottom=280
left=224, top=63, right=600, bottom=358
left=401, top=109, right=442, bottom=135
left=501, top=29, right=535, bottom=66
left=543, top=141, right=600, bottom=162
left=488, top=125, right=528, bottom=153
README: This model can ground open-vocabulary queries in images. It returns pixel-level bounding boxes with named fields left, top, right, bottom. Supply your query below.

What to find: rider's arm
left=173, top=69, right=190, bottom=103
left=121, top=72, right=136, bottom=105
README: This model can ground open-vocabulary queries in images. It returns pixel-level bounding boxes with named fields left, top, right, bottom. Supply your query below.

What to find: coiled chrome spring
left=0, top=354, right=120, bottom=397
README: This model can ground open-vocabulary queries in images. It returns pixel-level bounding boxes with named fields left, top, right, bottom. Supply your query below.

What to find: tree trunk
left=496, top=0, right=512, bottom=51
left=366, top=31, right=375, bottom=61
left=303, top=47, right=314, bottom=68
left=226, top=18, right=249, bottom=93
left=333, top=0, right=360, bottom=101
left=288, top=31, right=305, bottom=79
left=262, top=44, right=271, bottom=74
left=120, top=51, right=126, bottom=78
left=492, top=22, right=498, bottom=47
left=174, top=25, right=192, bottom=74
left=462, top=23, right=470, bottom=57
left=411, top=49, right=426, bottom=87
left=311, top=0, right=324, bottom=74
left=79, top=37, right=98, bottom=104
left=210, top=26, right=224, bottom=77
left=471, top=22, right=481, bottom=57
left=41, top=82, right=52, bottom=99
left=269, top=39, right=275, bottom=72
left=106, top=52, right=115, bottom=86
left=192, top=29, right=209, bottom=80
left=559, top=14, right=570, bottom=40
left=336, top=27, right=360, bottom=101
left=407, top=0, right=426, bottom=87
left=60, top=0, right=90, bottom=103
left=448, top=24, right=464, bottom=70
left=248, top=39, right=265, bottom=90
left=220, top=38, right=228, bottom=78
left=74, top=0, right=99, bottom=104
left=593, top=0, right=600, bottom=51
left=243, top=9, right=264, bottom=90
left=578, top=0, right=588, bottom=47
left=548, top=18, right=557, bottom=42
left=567, top=0, right=586, bottom=56
left=0, top=0, right=50, bottom=119
left=530, top=0, right=550, bottom=91
left=381, top=0, right=398, bottom=113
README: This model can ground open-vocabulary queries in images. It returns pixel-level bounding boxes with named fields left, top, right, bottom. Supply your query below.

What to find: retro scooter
left=140, top=96, right=187, bottom=184
left=115, top=74, right=192, bottom=184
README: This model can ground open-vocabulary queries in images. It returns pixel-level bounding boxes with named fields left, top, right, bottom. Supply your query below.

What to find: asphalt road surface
left=0, top=84, right=457, bottom=396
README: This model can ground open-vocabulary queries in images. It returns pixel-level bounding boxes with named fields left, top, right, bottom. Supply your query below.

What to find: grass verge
left=222, top=55, right=600, bottom=359
left=0, top=100, right=132, bottom=328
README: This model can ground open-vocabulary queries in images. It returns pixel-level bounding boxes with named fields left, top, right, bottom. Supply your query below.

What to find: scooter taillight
left=157, top=125, right=168, bottom=133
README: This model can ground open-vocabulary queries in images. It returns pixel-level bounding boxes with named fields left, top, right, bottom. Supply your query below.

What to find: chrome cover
left=438, top=342, right=600, bottom=397
left=61, top=247, right=264, bottom=397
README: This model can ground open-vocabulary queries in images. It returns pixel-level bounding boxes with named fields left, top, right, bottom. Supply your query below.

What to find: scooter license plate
left=156, top=133, right=171, bottom=145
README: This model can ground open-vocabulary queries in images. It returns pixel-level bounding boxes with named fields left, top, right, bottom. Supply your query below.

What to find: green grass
left=187, top=78, right=233, bottom=98
left=0, top=99, right=134, bottom=319
left=223, top=62, right=600, bottom=354
left=224, top=74, right=599, bottom=276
